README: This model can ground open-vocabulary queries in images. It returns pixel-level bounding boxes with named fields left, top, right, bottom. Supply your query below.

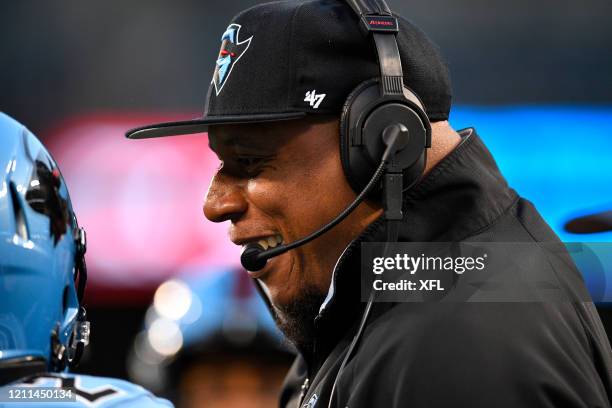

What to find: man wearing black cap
left=127, top=0, right=612, bottom=407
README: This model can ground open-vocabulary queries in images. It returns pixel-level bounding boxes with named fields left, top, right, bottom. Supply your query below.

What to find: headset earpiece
left=340, top=78, right=431, bottom=195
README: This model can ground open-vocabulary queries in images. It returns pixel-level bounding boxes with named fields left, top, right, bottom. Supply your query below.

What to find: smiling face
left=204, top=116, right=382, bottom=312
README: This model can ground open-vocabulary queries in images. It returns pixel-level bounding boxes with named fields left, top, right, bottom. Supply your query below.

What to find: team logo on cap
left=212, top=23, right=253, bottom=95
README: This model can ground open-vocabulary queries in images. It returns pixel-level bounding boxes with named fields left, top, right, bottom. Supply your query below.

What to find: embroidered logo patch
left=212, top=23, right=253, bottom=95
left=304, top=90, right=326, bottom=109
left=303, top=393, right=318, bottom=408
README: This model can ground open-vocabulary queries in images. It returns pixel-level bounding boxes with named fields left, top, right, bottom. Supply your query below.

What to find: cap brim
left=125, top=112, right=307, bottom=139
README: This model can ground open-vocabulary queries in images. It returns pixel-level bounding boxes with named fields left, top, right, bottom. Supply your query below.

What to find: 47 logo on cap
left=212, top=23, right=253, bottom=95
left=304, top=90, right=326, bottom=109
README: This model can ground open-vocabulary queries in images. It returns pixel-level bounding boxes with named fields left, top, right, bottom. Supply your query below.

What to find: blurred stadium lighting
left=154, top=279, right=193, bottom=321
left=147, top=318, right=184, bottom=357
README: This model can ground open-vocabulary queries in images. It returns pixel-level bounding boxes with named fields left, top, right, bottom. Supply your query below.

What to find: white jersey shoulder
left=0, top=372, right=173, bottom=408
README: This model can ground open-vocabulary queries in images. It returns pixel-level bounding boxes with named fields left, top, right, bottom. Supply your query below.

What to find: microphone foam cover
left=240, top=243, right=268, bottom=271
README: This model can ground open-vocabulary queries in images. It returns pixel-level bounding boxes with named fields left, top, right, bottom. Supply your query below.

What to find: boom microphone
left=240, top=124, right=409, bottom=271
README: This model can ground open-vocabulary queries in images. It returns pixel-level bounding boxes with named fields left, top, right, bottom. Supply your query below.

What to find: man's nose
left=203, top=173, right=248, bottom=223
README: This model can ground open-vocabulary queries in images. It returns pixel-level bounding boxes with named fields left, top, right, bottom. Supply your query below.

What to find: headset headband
left=345, top=0, right=404, bottom=96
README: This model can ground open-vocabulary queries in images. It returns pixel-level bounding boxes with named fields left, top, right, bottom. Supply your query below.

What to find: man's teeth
left=257, top=234, right=283, bottom=250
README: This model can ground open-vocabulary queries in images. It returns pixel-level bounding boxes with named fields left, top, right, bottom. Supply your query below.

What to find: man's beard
left=271, top=285, right=327, bottom=357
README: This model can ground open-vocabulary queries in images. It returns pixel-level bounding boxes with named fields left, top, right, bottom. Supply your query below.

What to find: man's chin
left=269, top=285, right=327, bottom=356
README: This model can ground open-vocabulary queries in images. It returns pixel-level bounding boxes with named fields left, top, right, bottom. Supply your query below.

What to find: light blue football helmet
left=0, top=112, right=89, bottom=383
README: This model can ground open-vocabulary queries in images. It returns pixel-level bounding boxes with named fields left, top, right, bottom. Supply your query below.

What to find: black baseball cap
left=126, top=0, right=451, bottom=140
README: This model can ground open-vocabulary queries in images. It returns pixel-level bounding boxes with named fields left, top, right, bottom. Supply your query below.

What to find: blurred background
left=1, top=0, right=611, bottom=406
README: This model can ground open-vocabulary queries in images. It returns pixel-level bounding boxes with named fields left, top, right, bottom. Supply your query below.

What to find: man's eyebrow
left=208, top=135, right=247, bottom=151
left=210, top=134, right=276, bottom=152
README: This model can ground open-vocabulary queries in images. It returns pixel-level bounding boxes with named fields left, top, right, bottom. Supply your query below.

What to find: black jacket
left=279, top=129, right=612, bottom=408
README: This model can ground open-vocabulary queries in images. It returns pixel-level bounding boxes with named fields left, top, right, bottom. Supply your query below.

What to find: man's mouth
left=241, top=234, right=284, bottom=251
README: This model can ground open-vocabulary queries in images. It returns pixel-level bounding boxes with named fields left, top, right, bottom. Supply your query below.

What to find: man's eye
left=236, top=157, right=265, bottom=168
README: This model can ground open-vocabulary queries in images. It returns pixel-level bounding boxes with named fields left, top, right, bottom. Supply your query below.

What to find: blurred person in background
left=128, top=268, right=294, bottom=408
left=172, top=343, right=289, bottom=408
left=0, top=112, right=172, bottom=408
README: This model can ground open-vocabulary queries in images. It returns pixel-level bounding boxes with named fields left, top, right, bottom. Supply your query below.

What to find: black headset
left=339, top=0, right=431, bottom=200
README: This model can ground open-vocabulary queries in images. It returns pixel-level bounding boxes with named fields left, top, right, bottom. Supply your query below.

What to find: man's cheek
left=246, top=178, right=291, bottom=213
